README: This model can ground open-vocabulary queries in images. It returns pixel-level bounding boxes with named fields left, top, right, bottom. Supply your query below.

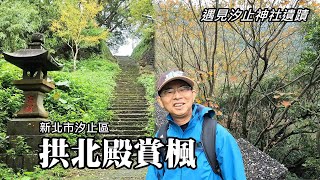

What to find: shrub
left=45, top=56, right=119, bottom=124
left=137, top=73, right=156, bottom=136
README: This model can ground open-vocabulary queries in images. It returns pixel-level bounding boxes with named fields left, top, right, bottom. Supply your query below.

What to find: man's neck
left=173, top=114, right=192, bottom=126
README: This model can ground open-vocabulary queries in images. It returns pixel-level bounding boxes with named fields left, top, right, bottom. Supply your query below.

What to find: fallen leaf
left=204, top=101, right=209, bottom=107
left=196, top=99, right=202, bottom=104
left=281, top=100, right=291, bottom=108
left=208, top=101, right=213, bottom=107
left=273, top=95, right=281, bottom=99
left=230, top=76, right=237, bottom=82
left=213, top=103, right=219, bottom=108
left=216, top=110, right=223, bottom=116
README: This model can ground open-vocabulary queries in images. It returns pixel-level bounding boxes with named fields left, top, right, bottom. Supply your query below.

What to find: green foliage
left=138, top=73, right=156, bottom=104
left=0, top=60, right=23, bottom=134
left=0, top=132, right=8, bottom=153
left=129, top=0, right=155, bottom=25
left=0, top=0, right=41, bottom=52
left=137, top=73, right=156, bottom=136
left=96, top=0, right=132, bottom=49
left=131, top=29, right=154, bottom=61
left=99, top=41, right=116, bottom=61
left=44, top=56, right=119, bottom=144
left=7, top=136, right=31, bottom=158
left=0, top=56, right=119, bottom=176
left=51, top=0, right=108, bottom=68
left=0, top=164, right=67, bottom=180
left=0, top=163, right=17, bottom=179
left=302, top=14, right=320, bottom=51
left=21, top=165, right=67, bottom=180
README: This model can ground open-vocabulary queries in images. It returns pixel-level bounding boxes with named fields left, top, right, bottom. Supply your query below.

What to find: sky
left=111, top=36, right=141, bottom=56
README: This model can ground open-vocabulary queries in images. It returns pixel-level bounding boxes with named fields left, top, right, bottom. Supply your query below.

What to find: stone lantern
left=1, top=33, right=62, bottom=170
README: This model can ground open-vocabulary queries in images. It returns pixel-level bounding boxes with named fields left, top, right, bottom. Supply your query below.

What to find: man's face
left=157, top=80, right=196, bottom=120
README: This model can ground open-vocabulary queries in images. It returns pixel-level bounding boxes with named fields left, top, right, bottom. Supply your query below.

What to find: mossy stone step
left=110, top=125, right=146, bottom=130
left=112, top=110, right=148, bottom=113
left=114, top=114, right=148, bottom=118
left=109, top=130, right=147, bottom=135
left=111, top=117, right=149, bottom=121
left=109, top=107, right=148, bottom=110
left=115, top=89, right=145, bottom=93
left=111, top=103, right=148, bottom=107
left=112, top=98, right=147, bottom=101
left=109, top=121, right=148, bottom=126
left=109, top=104, right=148, bottom=110
left=103, top=134, right=146, bottom=140
left=112, top=101, right=148, bottom=105
left=113, top=93, right=146, bottom=96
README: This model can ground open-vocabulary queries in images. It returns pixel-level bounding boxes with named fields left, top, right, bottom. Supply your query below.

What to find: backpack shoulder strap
left=158, top=121, right=169, bottom=161
left=202, top=115, right=223, bottom=179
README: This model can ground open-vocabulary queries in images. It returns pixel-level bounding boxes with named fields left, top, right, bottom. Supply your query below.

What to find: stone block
left=0, top=153, right=39, bottom=171
left=7, top=118, right=49, bottom=135
left=9, top=135, right=45, bottom=152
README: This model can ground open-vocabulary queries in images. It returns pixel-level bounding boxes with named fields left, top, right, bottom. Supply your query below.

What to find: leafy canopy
left=51, top=0, right=107, bottom=50
left=0, top=0, right=40, bottom=52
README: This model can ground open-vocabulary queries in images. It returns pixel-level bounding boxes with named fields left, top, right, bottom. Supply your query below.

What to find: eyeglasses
left=159, top=85, right=192, bottom=98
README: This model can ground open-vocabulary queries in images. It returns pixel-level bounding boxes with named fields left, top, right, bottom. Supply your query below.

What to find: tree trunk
left=73, top=45, right=79, bottom=71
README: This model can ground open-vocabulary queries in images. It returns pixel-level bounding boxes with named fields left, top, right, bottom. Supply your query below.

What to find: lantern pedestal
left=14, top=79, right=55, bottom=118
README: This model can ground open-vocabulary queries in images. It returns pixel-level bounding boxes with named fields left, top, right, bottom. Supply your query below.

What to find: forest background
left=0, top=0, right=319, bottom=179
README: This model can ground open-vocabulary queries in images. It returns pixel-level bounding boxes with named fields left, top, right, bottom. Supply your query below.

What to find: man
left=146, top=70, right=246, bottom=180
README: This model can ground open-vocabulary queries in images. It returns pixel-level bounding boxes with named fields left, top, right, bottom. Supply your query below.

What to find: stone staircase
left=106, top=56, right=149, bottom=140
left=62, top=57, right=149, bottom=179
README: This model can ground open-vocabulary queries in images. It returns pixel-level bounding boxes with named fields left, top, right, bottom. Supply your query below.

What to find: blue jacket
left=146, top=104, right=246, bottom=180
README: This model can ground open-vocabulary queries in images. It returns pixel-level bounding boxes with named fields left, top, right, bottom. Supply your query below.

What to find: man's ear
left=157, top=96, right=164, bottom=108
left=192, top=90, right=197, bottom=102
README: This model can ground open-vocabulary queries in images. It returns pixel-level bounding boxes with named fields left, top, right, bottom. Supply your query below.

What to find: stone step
left=116, top=77, right=139, bottom=80
left=109, top=130, right=147, bottom=135
left=115, top=83, right=143, bottom=86
left=113, top=98, right=147, bottom=103
left=116, top=83, right=141, bottom=86
left=113, top=114, right=148, bottom=118
left=113, top=95, right=146, bottom=98
left=111, top=103, right=148, bottom=107
left=109, top=107, right=148, bottom=110
left=113, top=94, right=146, bottom=97
left=110, top=125, right=146, bottom=130
left=114, top=91, right=146, bottom=95
left=112, top=109, right=148, bottom=113
left=103, top=134, right=147, bottom=140
left=109, top=104, right=148, bottom=110
left=112, top=101, right=148, bottom=105
left=117, top=81, right=141, bottom=83
left=111, top=103, right=149, bottom=107
left=115, top=89, right=145, bottom=92
left=113, top=92, right=146, bottom=95
left=112, top=96, right=147, bottom=100
left=112, top=98, right=147, bottom=101
left=111, top=117, right=149, bottom=122
left=110, top=121, right=148, bottom=126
